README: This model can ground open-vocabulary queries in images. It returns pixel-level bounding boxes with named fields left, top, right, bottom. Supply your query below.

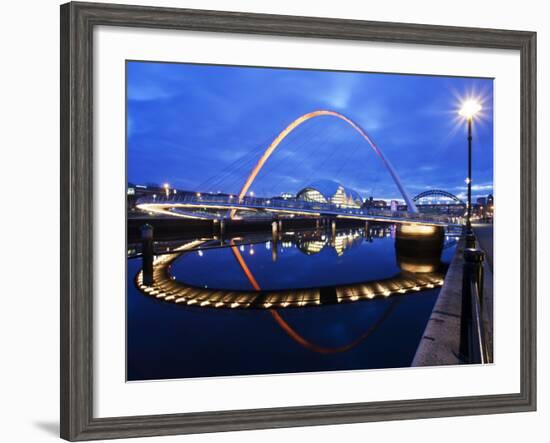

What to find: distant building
left=473, top=193, right=494, bottom=221
left=296, top=179, right=363, bottom=208
left=486, top=194, right=494, bottom=220
left=362, top=196, right=387, bottom=209
left=127, top=183, right=192, bottom=211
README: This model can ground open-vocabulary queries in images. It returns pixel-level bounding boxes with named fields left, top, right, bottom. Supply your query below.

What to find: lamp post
left=459, top=99, right=482, bottom=249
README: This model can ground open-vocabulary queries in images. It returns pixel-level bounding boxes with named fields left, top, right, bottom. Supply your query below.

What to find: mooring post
left=141, top=224, right=154, bottom=286
left=271, top=221, right=279, bottom=262
left=219, top=218, right=226, bottom=242
left=212, top=219, right=219, bottom=238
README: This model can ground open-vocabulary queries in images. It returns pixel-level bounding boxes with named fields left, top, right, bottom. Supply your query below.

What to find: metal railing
left=460, top=248, right=490, bottom=364
left=136, top=194, right=460, bottom=225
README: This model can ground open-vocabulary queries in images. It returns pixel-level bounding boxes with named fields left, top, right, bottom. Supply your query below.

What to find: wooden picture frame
left=60, top=1, right=536, bottom=440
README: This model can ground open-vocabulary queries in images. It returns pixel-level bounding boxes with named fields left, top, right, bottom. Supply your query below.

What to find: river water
left=127, top=224, right=457, bottom=381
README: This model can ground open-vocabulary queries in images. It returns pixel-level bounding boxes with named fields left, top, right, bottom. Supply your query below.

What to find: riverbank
left=412, top=226, right=494, bottom=366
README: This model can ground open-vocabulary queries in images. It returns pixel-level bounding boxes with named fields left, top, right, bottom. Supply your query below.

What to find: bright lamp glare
left=459, top=100, right=482, bottom=119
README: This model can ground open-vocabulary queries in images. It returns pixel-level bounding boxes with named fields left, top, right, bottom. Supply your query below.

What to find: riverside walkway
left=412, top=225, right=494, bottom=366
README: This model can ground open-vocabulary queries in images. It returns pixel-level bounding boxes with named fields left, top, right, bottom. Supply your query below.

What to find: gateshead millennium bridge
left=135, top=193, right=461, bottom=226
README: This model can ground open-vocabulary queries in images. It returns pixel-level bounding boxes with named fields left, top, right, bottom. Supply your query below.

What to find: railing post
left=460, top=249, right=473, bottom=361
left=141, top=224, right=154, bottom=286
left=460, top=247, right=486, bottom=363
left=464, top=249, right=485, bottom=302
left=465, top=232, right=476, bottom=249
left=470, top=249, right=485, bottom=310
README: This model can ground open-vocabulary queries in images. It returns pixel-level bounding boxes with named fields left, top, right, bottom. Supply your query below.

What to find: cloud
left=452, top=182, right=494, bottom=192
left=326, top=87, right=352, bottom=109
left=127, top=62, right=494, bottom=200
left=127, top=83, right=174, bottom=102
left=471, top=183, right=494, bottom=191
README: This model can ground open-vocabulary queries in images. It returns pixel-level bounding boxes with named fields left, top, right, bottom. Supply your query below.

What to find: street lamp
left=163, top=183, right=170, bottom=197
left=459, top=99, right=482, bottom=248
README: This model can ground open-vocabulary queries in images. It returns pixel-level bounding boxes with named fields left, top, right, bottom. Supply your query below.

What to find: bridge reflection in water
left=135, top=224, right=449, bottom=309
left=127, top=223, right=457, bottom=379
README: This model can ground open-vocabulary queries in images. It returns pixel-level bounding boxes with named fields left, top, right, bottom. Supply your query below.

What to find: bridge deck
left=136, top=196, right=462, bottom=227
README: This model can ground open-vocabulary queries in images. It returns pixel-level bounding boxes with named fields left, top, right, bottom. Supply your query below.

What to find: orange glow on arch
left=229, top=109, right=417, bottom=218
left=229, top=239, right=261, bottom=291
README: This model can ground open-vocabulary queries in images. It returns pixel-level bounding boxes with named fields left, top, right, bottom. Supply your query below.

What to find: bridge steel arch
left=413, top=189, right=465, bottom=205
left=230, top=110, right=418, bottom=218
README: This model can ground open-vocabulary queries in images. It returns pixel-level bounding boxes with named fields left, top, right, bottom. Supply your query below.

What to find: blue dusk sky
left=127, top=61, right=493, bottom=202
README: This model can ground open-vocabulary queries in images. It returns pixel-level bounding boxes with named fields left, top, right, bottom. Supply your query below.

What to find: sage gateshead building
left=296, top=179, right=363, bottom=208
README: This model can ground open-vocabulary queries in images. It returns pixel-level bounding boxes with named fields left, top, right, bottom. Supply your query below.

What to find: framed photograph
left=60, top=1, right=536, bottom=440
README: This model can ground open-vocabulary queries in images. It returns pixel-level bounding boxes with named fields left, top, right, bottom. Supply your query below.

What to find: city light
left=459, top=99, right=482, bottom=119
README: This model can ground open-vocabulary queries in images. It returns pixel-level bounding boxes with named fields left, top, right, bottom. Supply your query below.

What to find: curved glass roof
left=297, top=179, right=362, bottom=202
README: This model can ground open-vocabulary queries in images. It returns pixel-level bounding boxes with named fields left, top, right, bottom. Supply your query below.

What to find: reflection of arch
left=270, top=301, right=401, bottom=354
left=230, top=110, right=418, bottom=218
left=413, top=189, right=465, bottom=205
left=229, top=242, right=403, bottom=355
